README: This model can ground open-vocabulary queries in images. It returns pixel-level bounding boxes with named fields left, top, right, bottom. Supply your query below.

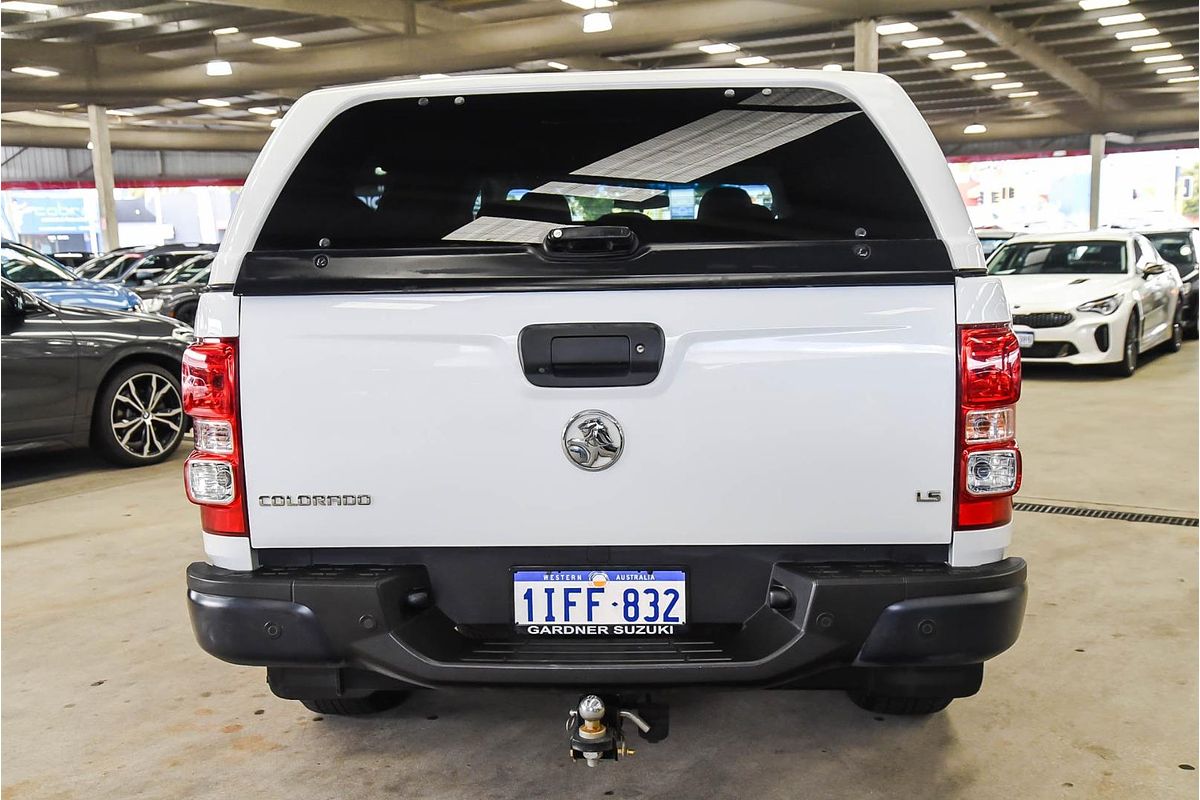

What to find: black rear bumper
left=186, top=554, right=1026, bottom=691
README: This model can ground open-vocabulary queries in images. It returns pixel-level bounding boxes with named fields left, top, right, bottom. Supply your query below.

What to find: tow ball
left=566, top=694, right=667, bottom=766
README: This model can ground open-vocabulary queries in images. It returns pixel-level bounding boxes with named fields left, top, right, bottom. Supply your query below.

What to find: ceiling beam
left=931, top=104, right=1195, bottom=142
left=0, top=123, right=270, bottom=151
left=952, top=8, right=1131, bottom=113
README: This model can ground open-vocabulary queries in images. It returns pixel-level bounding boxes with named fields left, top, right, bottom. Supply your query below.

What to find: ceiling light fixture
left=901, top=36, right=943, bottom=48
left=248, top=106, right=278, bottom=115
left=197, top=98, right=231, bottom=107
left=562, top=0, right=615, bottom=7
left=206, top=59, right=232, bottom=76
left=972, top=72, right=1006, bottom=80
left=270, top=118, right=283, bottom=128
left=928, top=49, right=967, bottom=60
left=1167, top=75, right=1199, bottom=83
left=58, top=102, right=79, bottom=109
left=991, top=81, right=1024, bottom=90
left=822, top=63, right=843, bottom=71
left=581, top=11, right=611, bottom=32
left=736, top=55, right=770, bottom=66
left=212, top=26, right=238, bottom=35
left=11, top=65, right=59, bottom=77
left=963, top=122, right=987, bottom=134
left=1131, top=41, right=1171, bottom=51
left=876, top=21, right=918, bottom=35
left=251, top=36, right=301, bottom=49
left=951, top=61, right=988, bottom=70
left=546, top=60, right=570, bottom=70
left=1156, top=64, right=1194, bottom=74
left=698, top=42, right=739, bottom=54
left=1114, top=28, right=1159, bottom=39
left=0, top=1, right=56, bottom=11
left=1144, top=53, right=1183, bottom=63
left=1097, top=12, right=1145, bottom=25
left=85, top=10, right=141, bottom=21
left=1078, top=0, right=1128, bottom=8
left=419, top=73, right=448, bottom=79
left=1008, top=90, right=1039, bottom=98
left=106, top=108, right=133, bottom=116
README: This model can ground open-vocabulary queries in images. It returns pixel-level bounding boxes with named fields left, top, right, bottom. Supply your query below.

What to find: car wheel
left=1106, top=312, right=1139, bottom=378
left=300, top=691, right=410, bottom=716
left=92, top=362, right=186, bottom=467
left=1166, top=305, right=1184, bottom=353
left=175, top=301, right=198, bottom=327
left=847, top=690, right=953, bottom=715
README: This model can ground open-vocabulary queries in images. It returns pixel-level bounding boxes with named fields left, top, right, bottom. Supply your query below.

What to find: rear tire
left=1106, top=311, right=1139, bottom=378
left=175, top=301, right=198, bottom=327
left=1166, top=304, right=1184, bottom=353
left=300, top=691, right=409, bottom=716
left=91, top=362, right=185, bottom=466
left=847, top=691, right=953, bottom=715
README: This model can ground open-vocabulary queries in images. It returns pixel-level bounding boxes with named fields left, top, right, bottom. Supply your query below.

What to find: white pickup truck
left=184, top=69, right=1026, bottom=762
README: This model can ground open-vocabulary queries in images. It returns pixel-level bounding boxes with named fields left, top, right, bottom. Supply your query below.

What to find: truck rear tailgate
left=239, top=283, right=956, bottom=548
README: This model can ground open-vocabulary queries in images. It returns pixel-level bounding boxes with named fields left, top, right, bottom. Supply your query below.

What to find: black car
left=133, top=252, right=213, bottom=326
left=1144, top=229, right=1199, bottom=335
left=1, top=278, right=191, bottom=466
left=80, top=243, right=215, bottom=287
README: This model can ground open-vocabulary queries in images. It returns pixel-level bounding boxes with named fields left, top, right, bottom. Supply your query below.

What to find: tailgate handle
left=519, top=323, right=664, bottom=387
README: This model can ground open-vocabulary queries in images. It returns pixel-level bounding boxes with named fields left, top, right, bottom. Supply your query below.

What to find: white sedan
left=988, top=231, right=1184, bottom=376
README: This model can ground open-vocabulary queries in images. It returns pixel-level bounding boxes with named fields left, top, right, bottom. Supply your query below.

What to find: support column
left=853, top=19, right=879, bottom=72
left=1088, top=133, right=1105, bottom=230
left=87, top=104, right=120, bottom=251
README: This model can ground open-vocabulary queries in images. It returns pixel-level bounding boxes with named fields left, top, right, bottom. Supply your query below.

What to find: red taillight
left=183, top=338, right=248, bottom=537
left=956, top=325, right=1022, bottom=530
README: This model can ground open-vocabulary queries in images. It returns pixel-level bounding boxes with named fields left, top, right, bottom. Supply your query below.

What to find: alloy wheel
left=109, top=372, right=184, bottom=459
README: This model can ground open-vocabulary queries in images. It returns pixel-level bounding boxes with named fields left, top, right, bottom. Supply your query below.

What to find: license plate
left=1015, top=330, right=1035, bottom=348
left=513, top=569, right=686, bottom=634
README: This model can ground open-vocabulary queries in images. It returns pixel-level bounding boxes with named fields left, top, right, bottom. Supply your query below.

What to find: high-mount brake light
left=956, top=325, right=1022, bottom=529
left=182, top=338, right=248, bottom=536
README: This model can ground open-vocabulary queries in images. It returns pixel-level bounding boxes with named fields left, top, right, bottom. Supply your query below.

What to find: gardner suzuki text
left=184, top=70, right=1027, bottom=764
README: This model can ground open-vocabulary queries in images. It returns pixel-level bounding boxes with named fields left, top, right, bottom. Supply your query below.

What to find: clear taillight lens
left=965, top=450, right=1020, bottom=495
left=964, top=406, right=1015, bottom=443
left=193, top=419, right=234, bottom=454
left=186, top=459, right=236, bottom=505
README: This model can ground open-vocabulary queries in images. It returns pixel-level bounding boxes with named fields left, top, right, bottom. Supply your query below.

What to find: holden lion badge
left=563, top=410, right=623, bottom=471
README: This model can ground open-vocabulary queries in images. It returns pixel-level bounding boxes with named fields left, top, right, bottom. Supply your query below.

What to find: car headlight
left=141, top=298, right=165, bottom=314
left=1076, top=294, right=1121, bottom=315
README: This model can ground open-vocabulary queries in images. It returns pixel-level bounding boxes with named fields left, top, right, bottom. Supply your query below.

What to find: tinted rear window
left=1146, top=232, right=1196, bottom=268
left=256, top=87, right=935, bottom=251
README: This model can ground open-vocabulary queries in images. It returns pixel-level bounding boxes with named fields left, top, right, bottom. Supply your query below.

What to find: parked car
left=82, top=244, right=215, bottom=287
left=976, top=228, right=1015, bottom=259
left=1, top=278, right=191, bottom=466
left=133, top=253, right=213, bottom=326
left=182, top=71, right=1027, bottom=752
left=51, top=250, right=94, bottom=268
left=1143, top=228, right=1199, bottom=336
left=1, top=240, right=142, bottom=312
left=989, top=231, right=1183, bottom=376
left=76, top=246, right=149, bottom=280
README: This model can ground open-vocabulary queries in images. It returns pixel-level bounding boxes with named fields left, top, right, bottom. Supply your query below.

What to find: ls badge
left=563, top=410, right=623, bottom=471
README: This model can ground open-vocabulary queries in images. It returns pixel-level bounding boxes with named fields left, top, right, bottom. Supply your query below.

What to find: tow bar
left=566, top=694, right=668, bottom=766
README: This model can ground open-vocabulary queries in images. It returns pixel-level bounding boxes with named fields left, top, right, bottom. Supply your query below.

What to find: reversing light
left=966, top=450, right=1020, bottom=495
left=187, top=460, right=236, bottom=504
left=193, top=419, right=234, bottom=454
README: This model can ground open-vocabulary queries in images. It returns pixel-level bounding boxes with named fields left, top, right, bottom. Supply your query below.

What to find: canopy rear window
left=255, top=87, right=935, bottom=251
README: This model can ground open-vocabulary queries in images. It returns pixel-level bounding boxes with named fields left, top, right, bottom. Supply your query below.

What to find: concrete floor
left=3, top=344, right=1197, bottom=800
